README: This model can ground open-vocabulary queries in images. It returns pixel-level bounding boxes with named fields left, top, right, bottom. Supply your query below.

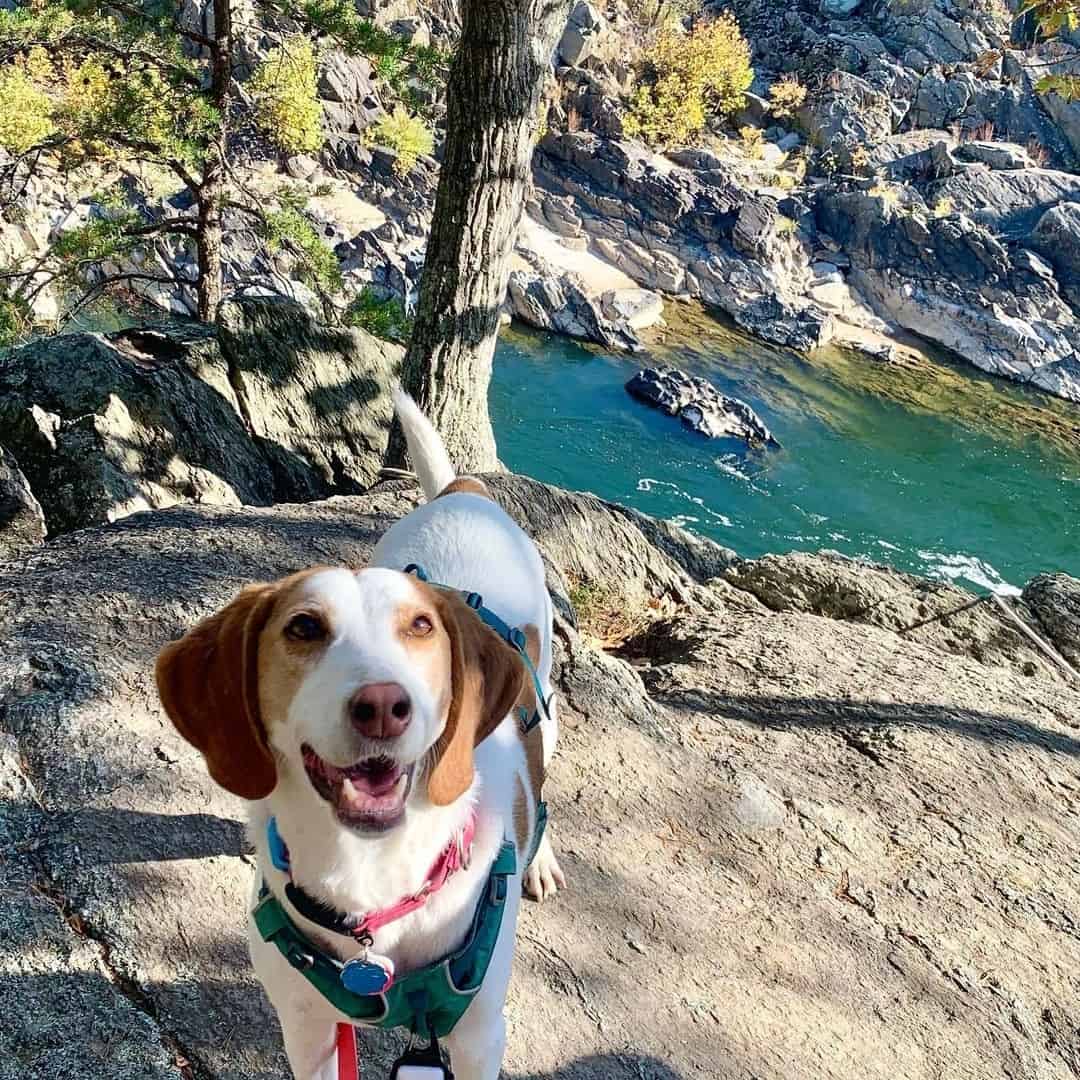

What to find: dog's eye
left=285, top=613, right=327, bottom=642
left=410, top=614, right=433, bottom=637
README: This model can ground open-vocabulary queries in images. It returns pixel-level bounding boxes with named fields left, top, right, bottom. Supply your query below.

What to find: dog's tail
left=393, top=388, right=456, bottom=501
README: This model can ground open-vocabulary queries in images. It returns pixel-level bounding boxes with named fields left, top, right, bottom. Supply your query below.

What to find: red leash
left=337, top=1023, right=359, bottom=1079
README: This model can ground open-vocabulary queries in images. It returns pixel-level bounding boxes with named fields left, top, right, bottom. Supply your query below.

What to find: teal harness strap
left=253, top=842, right=518, bottom=1038
left=404, top=563, right=553, bottom=735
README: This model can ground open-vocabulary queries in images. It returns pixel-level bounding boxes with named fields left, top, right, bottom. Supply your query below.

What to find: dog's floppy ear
left=155, top=584, right=280, bottom=800
left=427, top=589, right=524, bottom=806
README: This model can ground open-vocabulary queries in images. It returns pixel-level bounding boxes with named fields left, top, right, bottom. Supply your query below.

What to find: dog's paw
left=524, top=833, right=566, bottom=902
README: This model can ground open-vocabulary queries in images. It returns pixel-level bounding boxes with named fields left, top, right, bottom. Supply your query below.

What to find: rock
left=954, top=140, right=1036, bottom=170
left=387, top=16, right=430, bottom=46
left=558, top=0, right=603, bottom=67
left=625, top=367, right=780, bottom=447
left=927, top=166, right=1080, bottom=235
left=0, top=298, right=399, bottom=535
left=507, top=251, right=641, bottom=350
left=0, top=445, right=46, bottom=560
left=1028, top=201, right=1080, bottom=303
left=796, top=72, right=893, bottom=165
left=2, top=477, right=1079, bottom=1078
left=1022, top=573, right=1080, bottom=667
left=722, top=550, right=1065, bottom=678
left=820, top=0, right=863, bottom=17
left=817, top=188, right=1080, bottom=402
left=599, top=288, right=664, bottom=330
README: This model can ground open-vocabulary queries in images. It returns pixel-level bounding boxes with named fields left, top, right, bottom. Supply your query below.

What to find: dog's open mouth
left=302, top=746, right=413, bottom=831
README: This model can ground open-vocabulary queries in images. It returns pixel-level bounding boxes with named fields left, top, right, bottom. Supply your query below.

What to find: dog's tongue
left=336, top=760, right=406, bottom=812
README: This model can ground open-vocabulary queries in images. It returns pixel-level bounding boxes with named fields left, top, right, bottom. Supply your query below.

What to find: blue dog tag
left=341, top=955, right=394, bottom=995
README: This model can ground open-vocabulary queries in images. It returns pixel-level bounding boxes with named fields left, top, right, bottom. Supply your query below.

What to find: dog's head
left=155, top=567, right=524, bottom=832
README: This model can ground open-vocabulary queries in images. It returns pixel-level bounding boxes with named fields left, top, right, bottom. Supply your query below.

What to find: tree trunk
left=386, top=0, right=572, bottom=472
left=196, top=0, right=232, bottom=322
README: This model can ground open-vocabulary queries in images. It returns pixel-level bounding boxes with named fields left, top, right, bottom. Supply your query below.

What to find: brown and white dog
left=155, top=391, right=564, bottom=1080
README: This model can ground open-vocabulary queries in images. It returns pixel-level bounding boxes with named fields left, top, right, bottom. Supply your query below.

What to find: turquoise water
left=490, top=313, right=1080, bottom=592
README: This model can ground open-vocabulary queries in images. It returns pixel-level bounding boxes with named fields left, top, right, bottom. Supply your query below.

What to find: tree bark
left=386, top=0, right=572, bottom=472
left=196, top=0, right=232, bottom=322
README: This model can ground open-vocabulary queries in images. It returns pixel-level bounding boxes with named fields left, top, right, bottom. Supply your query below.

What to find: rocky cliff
left=1, top=469, right=1078, bottom=1079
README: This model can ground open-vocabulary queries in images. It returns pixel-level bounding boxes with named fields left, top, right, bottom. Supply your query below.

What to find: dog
left=155, top=391, right=564, bottom=1080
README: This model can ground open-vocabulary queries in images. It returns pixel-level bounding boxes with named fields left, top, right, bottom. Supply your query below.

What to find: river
left=490, top=309, right=1080, bottom=593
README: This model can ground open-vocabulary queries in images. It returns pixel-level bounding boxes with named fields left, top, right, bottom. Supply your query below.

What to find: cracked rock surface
left=1, top=478, right=1078, bottom=1079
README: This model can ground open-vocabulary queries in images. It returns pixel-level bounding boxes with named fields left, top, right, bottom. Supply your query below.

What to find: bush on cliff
left=623, top=13, right=753, bottom=146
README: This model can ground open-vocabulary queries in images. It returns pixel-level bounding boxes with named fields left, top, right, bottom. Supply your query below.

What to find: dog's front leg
left=278, top=1007, right=340, bottom=1080
left=444, top=1008, right=506, bottom=1080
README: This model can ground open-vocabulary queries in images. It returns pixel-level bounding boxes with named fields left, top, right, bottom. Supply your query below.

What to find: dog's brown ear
left=155, top=584, right=279, bottom=800
left=427, top=589, right=524, bottom=806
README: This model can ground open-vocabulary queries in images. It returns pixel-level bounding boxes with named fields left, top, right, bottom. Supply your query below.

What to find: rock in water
left=625, top=367, right=779, bottom=447
left=0, top=445, right=46, bottom=560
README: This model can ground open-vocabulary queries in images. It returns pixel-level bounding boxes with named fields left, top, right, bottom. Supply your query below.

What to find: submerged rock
left=625, top=367, right=779, bottom=446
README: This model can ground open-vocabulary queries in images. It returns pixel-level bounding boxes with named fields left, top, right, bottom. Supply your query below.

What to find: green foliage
left=0, top=5, right=215, bottom=167
left=344, top=287, right=412, bottom=341
left=278, top=0, right=447, bottom=115
left=623, top=13, right=753, bottom=145
left=625, top=0, right=704, bottom=40
left=262, top=205, right=343, bottom=295
left=369, top=105, right=434, bottom=175
left=250, top=38, right=324, bottom=155
left=0, top=297, right=31, bottom=348
left=1035, top=73, right=1080, bottom=100
left=0, top=56, right=55, bottom=153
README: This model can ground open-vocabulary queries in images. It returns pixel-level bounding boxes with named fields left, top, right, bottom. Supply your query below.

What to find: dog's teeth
left=393, top=772, right=407, bottom=792
left=341, top=777, right=358, bottom=799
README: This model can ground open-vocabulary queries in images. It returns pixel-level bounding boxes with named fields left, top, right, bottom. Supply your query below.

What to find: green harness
left=253, top=840, right=518, bottom=1039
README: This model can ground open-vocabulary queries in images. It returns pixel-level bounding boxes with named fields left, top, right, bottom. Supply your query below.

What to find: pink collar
left=268, top=811, right=478, bottom=940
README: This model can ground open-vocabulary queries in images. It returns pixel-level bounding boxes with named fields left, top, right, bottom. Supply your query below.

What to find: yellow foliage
left=624, top=12, right=753, bottom=145
left=768, top=76, right=806, bottom=119
left=0, top=58, right=54, bottom=153
left=738, top=124, right=763, bottom=158
left=850, top=144, right=870, bottom=171
left=250, top=38, right=324, bottom=155
left=932, top=196, right=953, bottom=218
left=369, top=105, right=434, bottom=175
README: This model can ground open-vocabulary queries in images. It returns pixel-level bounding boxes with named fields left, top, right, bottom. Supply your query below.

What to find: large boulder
left=558, top=0, right=604, bottom=67
left=1022, top=572, right=1080, bottom=667
left=0, top=444, right=46, bottom=560
left=796, top=72, right=894, bottom=165
left=0, top=298, right=399, bottom=535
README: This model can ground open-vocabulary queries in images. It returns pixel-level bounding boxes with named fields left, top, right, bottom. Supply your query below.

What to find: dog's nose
left=349, top=682, right=412, bottom=739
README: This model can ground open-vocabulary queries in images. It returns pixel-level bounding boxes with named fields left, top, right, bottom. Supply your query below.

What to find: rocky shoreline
left=3, top=0, right=1080, bottom=404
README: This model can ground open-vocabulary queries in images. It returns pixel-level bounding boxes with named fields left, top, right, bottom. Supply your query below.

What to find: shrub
left=369, top=105, right=434, bottom=175
left=262, top=205, right=343, bottom=295
left=1026, top=136, right=1050, bottom=165
left=623, top=12, right=753, bottom=146
left=768, top=76, right=806, bottom=119
left=0, top=297, right=30, bottom=348
left=0, top=57, right=55, bottom=153
left=345, top=287, right=412, bottom=341
left=250, top=38, right=324, bottom=155
left=932, top=196, right=953, bottom=218
left=849, top=143, right=870, bottom=172
left=739, top=124, right=763, bottom=157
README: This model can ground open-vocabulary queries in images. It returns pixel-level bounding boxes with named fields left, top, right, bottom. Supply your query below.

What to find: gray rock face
left=1028, top=201, right=1080, bottom=305
left=928, top=166, right=1080, bottom=235
left=796, top=72, right=893, bottom=165
left=0, top=445, right=46, bottom=560
left=954, top=140, right=1035, bottom=171
left=558, top=0, right=603, bottom=67
left=1, top=479, right=1078, bottom=1078
left=1022, top=572, right=1080, bottom=667
left=817, top=188, right=1080, bottom=401
left=534, top=133, right=833, bottom=353
left=507, top=250, right=641, bottom=351
left=626, top=367, right=780, bottom=446
left=0, top=299, right=398, bottom=535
